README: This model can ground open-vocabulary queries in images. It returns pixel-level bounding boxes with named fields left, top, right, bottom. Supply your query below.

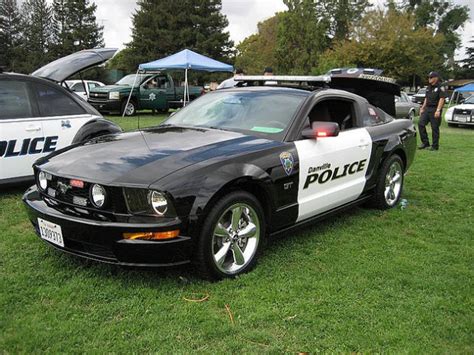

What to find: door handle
left=26, top=126, right=41, bottom=132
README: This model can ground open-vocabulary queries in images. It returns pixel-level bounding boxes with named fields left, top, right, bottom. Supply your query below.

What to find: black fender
left=72, top=118, right=122, bottom=144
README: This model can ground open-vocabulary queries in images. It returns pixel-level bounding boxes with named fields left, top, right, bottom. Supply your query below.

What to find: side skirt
left=269, top=194, right=372, bottom=238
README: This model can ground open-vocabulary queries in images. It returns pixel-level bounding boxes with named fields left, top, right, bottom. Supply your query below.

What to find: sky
left=94, top=0, right=473, bottom=61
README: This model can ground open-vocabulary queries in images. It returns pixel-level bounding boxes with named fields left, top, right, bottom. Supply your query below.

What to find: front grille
left=40, top=174, right=128, bottom=214
left=453, top=108, right=472, bottom=122
left=89, top=92, right=108, bottom=100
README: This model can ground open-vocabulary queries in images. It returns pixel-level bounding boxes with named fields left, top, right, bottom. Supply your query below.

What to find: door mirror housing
left=302, top=121, right=340, bottom=139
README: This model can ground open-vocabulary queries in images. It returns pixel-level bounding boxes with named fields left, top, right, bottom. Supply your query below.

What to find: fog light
left=38, top=171, right=48, bottom=190
left=90, top=184, right=106, bottom=208
left=123, top=230, right=179, bottom=240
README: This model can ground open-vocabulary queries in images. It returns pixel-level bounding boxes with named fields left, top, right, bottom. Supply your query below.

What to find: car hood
left=38, top=126, right=280, bottom=186
left=89, top=85, right=135, bottom=93
left=31, top=48, right=117, bottom=82
left=451, top=103, right=474, bottom=110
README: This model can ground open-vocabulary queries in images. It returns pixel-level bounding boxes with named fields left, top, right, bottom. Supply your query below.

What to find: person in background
left=217, top=68, right=244, bottom=90
left=263, top=67, right=274, bottom=76
left=418, top=71, right=447, bottom=151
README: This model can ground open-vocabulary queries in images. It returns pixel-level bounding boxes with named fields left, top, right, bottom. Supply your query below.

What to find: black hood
left=31, top=48, right=117, bottom=82
left=38, top=126, right=280, bottom=186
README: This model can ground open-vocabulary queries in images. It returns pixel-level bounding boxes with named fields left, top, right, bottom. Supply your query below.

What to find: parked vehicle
left=395, top=92, right=420, bottom=120
left=445, top=95, right=474, bottom=127
left=87, top=73, right=204, bottom=116
left=412, top=87, right=426, bottom=104
left=0, top=49, right=122, bottom=186
left=64, top=80, right=105, bottom=101
left=23, top=73, right=416, bottom=280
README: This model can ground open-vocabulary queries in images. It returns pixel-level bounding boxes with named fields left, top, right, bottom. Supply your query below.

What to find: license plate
left=38, top=218, right=64, bottom=247
left=454, top=114, right=467, bottom=122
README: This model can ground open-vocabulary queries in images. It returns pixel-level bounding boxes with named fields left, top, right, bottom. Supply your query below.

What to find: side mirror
left=302, top=121, right=340, bottom=139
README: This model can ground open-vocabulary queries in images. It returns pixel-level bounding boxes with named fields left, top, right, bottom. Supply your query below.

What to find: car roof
left=214, top=86, right=312, bottom=96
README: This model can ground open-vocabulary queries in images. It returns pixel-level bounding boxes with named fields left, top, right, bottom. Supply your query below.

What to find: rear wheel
left=370, top=155, right=404, bottom=210
left=407, top=109, right=415, bottom=121
left=194, top=191, right=265, bottom=280
left=121, top=100, right=137, bottom=116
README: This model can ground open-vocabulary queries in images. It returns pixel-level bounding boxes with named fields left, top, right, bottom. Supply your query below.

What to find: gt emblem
left=280, top=151, right=294, bottom=176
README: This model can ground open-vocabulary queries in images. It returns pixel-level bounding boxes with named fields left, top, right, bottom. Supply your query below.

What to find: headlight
left=109, top=91, right=120, bottom=100
left=90, top=184, right=106, bottom=208
left=38, top=171, right=48, bottom=190
left=148, top=190, right=168, bottom=216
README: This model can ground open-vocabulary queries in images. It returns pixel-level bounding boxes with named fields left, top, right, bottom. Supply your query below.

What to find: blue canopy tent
left=448, top=82, right=474, bottom=106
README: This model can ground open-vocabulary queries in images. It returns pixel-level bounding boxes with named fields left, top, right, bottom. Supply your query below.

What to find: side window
left=0, top=80, right=34, bottom=119
left=71, top=83, right=85, bottom=92
left=158, top=76, right=169, bottom=89
left=33, top=83, right=86, bottom=116
left=305, top=99, right=356, bottom=132
left=87, top=82, right=97, bottom=90
left=363, top=105, right=390, bottom=126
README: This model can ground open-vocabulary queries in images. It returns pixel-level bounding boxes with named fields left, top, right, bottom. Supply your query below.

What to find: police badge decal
left=280, top=152, right=294, bottom=176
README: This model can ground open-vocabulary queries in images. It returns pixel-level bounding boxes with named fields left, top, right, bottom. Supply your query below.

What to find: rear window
left=34, top=83, right=86, bottom=116
left=0, top=80, right=34, bottom=119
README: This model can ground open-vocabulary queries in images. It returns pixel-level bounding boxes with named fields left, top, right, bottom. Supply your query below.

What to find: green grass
left=1, top=118, right=473, bottom=352
left=105, top=111, right=169, bottom=132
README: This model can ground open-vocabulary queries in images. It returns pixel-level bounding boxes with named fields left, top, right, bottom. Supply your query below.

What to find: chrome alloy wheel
left=124, top=102, right=135, bottom=116
left=384, top=161, right=403, bottom=206
left=212, top=203, right=260, bottom=275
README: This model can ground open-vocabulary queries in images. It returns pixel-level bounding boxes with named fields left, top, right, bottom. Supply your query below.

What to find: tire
left=121, top=100, right=137, bottom=116
left=370, top=154, right=404, bottom=210
left=407, top=109, right=415, bottom=121
left=193, top=191, right=265, bottom=280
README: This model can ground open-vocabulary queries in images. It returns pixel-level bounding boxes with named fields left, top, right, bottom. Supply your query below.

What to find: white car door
left=31, top=82, right=96, bottom=151
left=0, top=79, right=46, bottom=181
left=294, top=99, right=372, bottom=222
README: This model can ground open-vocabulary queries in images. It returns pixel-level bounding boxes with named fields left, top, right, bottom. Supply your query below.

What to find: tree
left=275, top=0, right=331, bottom=74
left=50, top=0, right=104, bottom=58
left=113, top=0, right=233, bottom=73
left=0, top=0, right=23, bottom=71
left=319, top=9, right=445, bottom=84
left=234, top=15, right=281, bottom=74
left=21, top=0, right=54, bottom=72
left=402, top=0, right=469, bottom=65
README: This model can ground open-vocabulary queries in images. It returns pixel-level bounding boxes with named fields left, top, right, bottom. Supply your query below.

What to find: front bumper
left=23, top=186, right=193, bottom=267
left=88, top=99, right=122, bottom=113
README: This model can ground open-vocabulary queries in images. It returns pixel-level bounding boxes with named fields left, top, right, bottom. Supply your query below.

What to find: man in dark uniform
left=418, top=71, right=447, bottom=151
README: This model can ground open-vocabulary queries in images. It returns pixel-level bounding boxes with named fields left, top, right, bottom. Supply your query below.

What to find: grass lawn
left=1, top=116, right=473, bottom=352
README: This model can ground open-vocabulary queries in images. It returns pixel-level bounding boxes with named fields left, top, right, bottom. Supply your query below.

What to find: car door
left=293, top=98, right=372, bottom=222
left=139, top=76, right=168, bottom=110
left=32, top=82, right=96, bottom=151
left=0, top=78, right=45, bottom=181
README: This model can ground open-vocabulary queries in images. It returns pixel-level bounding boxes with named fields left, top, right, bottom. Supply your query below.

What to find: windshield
left=115, top=74, right=150, bottom=86
left=417, top=88, right=426, bottom=95
left=463, top=95, right=474, bottom=104
left=164, top=90, right=308, bottom=140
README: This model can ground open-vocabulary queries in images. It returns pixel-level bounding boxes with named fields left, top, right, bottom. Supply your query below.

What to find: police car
left=445, top=95, right=474, bottom=127
left=0, top=49, right=121, bottom=186
left=23, top=73, right=416, bottom=280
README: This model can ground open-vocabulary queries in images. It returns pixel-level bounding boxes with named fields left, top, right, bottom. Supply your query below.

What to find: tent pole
left=183, top=68, right=188, bottom=107
left=123, top=69, right=140, bottom=118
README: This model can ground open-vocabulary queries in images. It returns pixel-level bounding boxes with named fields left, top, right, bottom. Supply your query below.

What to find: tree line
left=0, top=0, right=103, bottom=73
left=1, top=0, right=472, bottom=86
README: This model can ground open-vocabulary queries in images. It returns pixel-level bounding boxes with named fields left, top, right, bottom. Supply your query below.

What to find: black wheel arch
left=72, top=118, right=122, bottom=144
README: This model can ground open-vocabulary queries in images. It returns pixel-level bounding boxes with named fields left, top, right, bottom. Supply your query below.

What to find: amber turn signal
left=123, top=230, right=179, bottom=240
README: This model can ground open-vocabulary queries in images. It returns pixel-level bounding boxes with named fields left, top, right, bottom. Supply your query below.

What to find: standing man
left=418, top=71, right=447, bottom=151
left=217, top=68, right=244, bottom=89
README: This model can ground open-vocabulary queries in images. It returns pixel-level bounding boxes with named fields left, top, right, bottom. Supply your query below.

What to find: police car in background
left=23, top=71, right=416, bottom=280
left=0, top=49, right=122, bottom=186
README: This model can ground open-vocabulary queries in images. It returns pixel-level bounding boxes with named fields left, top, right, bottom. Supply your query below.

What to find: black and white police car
left=445, top=95, right=474, bottom=127
left=0, top=49, right=121, bottom=186
left=23, top=73, right=417, bottom=280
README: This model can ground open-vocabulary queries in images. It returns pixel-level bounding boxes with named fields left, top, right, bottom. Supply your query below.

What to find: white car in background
left=445, top=95, right=474, bottom=127
left=65, top=80, right=105, bottom=101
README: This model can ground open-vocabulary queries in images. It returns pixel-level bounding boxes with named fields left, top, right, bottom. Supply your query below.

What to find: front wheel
left=408, top=109, right=415, bottom=121
left=370, top=155, right=404, bottom=210
left=121, top=100, right=137, bottom=116
left=194, top=191, right=265, bottom=280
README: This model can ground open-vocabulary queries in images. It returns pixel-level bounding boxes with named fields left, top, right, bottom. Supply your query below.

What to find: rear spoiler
left=235, top=71, right=400, bottom=116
